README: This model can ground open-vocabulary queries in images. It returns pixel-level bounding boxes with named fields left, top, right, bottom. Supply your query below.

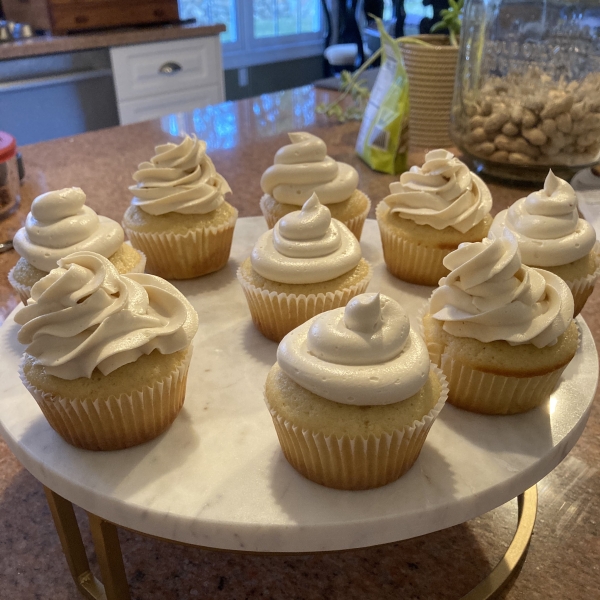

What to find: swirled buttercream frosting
left=260, top=132, right=358, bottom=205
left=251, top=193, right=362, bottom=284
left=429, top=231, right=573, bottom=348
left=13, top=188, right=124, bottom=272
left=277, top=293, right=431, bottom=405
left=15, top=251, right=198, bottom=380
left=384, top=149, right=492, bottom=233
left=130, top=135, right=231, bottom=216
left=489, top=170, right=596, bottom=267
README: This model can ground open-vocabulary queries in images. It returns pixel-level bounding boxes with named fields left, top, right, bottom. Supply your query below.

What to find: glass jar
left=450, top=0, right=600, bottom=183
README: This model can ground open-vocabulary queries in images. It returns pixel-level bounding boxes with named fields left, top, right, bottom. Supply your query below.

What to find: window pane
left=254, top=0, right=276, bottom=38
left=254, top=0, right=321, bottom=39
left=178, top=0, right=238, bottom=43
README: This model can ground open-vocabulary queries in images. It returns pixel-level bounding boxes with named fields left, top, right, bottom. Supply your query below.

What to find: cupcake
left=376, top=149, right=493, bottom=285
left=260, top=132, right=370, bottom=239
left=237, top=193, right=372, bottom=342
left=9, top=187, right=145, bottom=303
left=15, top=251, right=198, bottom=451
left=265, top=292, right=448, bottom=490
left=122, top=134, right=237, bottom=279
left=489, top=170, right=599, bottom=316
left=423, top=231, right=578, bottom=415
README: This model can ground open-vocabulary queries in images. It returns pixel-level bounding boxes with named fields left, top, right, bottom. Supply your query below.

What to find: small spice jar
left=0, top=131, right=20, bottom=219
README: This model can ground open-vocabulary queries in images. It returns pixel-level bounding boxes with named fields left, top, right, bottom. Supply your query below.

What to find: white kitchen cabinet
left=110, top=35, right=224, bottom=125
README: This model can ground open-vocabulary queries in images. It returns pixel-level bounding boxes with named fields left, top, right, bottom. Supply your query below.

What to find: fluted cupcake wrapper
left=237, top=262, right=372, bottom=342
left=19, top=348, right=192, bottom=451
left=564, top=246, right=600, bottom=317
left=123, top=208, right=238, bottom=280
left=7, top=267, right=32, bottom=305
left=260, top=192, right=371, bottom=240
left=265, top=364, right=448, bottom=490
left=375, top=201, right=450, bottom=286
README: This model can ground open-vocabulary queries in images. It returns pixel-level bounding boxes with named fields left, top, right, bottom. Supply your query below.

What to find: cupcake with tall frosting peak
left=376, top=149, right=493, bottom=285
left=16, top=250, right=198, bottom=450
left=122, top=134, right=237, bottom=279
left=238, top=193, right=372, bottom=341
left=9, top=187, right=145, bottom=303
left=259, top=132, right=371, bottom=239
left=489, top=170, right=599, bottom=315
left=423, top=231, right=578, bottom=414
left=265, top=292, right=447, bottom=489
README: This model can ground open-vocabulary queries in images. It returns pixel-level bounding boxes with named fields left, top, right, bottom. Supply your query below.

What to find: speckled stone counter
left=1, top=86, right=599, bottom=599
left=0, top=23, right=225, bottom=61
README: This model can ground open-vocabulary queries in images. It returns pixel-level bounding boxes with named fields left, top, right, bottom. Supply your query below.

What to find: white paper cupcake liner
left=564, top=245, right=600, bottom=317
left=375, top=201, right=450, bottom=286
left=237, top=262, right=373, bottom=342
left=124, top=208, right=238, bottom=280
left=8, top=266, right=32, bottom=304
left=260, top=193, right=371, bottom=240
left=19, top=348, right=192, bottom=451
left=265, top=364, right=448, bottom=490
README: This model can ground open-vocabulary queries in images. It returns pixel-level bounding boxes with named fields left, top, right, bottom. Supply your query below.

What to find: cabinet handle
left=159, top=62, right=182, bottom=75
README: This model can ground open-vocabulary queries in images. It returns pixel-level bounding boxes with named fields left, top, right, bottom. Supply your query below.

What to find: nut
left=483, top=112, right=510, bottom=134
left=480, top=100, right=493, bottom=116
left=540, top=143, right=561, bottom=156
left=468, top=128, right=488, bottom=144
left=494, top=134, right=512, bottom=152
left=524, top=97, right=544, bottom=112
left=510, top=106, right=523, bottom=124
left=578, top=131, right=600, bottom=147
left=522, top=128, right=548, bottom=146
left=541, top=119, right=557, bottom=136
left=490, top=150, right=509, bottom=162
left=522, top=108, right=538, bottom=128
left=570, top=101, right=587, bottom=121
left=465, top=103, right=478, bottom=117
left=508, top=152, right=531, bottom=165
left=473, top=142, right=495, bottom=156
left=555, top=113, right=572, bottom=134
left=502, top=121, right=519, bottom=136
left=540, top=94, right=574, bottom=119
left=469, top=115, right=486, bottom=129
left=512, top=137, right=540, bottom=158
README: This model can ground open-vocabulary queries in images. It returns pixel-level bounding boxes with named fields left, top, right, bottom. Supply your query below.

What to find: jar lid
left=0, top=131, right=17, bottom=162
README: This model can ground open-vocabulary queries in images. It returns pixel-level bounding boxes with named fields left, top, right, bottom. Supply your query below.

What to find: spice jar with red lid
left=0, top=131, right=20, bottom=219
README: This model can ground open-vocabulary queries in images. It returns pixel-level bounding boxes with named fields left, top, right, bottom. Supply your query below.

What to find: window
left=178, top=0, right=325, bottom=69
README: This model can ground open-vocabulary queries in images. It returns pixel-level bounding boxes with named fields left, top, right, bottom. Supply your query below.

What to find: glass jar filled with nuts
left=450, top=0, right=600, bottom=182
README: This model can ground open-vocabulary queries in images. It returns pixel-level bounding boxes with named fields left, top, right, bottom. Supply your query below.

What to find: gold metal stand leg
left=87, top=512, right=131, bottom=600
left=43, top=487, right=107, bottom=600
left=461, top=485, right=538, bottom=600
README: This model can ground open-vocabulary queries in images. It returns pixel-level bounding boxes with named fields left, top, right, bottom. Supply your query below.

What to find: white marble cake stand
left=0, top=219, right=597, bottom=597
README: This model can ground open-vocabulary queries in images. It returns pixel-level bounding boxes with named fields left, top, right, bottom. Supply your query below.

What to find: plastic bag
left=355, top=21, right=409, bottom=175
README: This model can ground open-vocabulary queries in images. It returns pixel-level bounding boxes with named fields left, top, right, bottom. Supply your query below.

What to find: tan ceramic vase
left=398, top=35, right=459, bottom=149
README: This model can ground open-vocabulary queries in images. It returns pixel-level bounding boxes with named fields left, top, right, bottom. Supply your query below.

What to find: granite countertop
left=0, top=22, right=226, bottom=61
left=1, top=86, right=599, bottom=599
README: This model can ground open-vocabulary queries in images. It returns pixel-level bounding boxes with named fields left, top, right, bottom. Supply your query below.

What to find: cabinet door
left=117, top=84, right=223, bottom=125
left=110, top=36, right=223, bottom=103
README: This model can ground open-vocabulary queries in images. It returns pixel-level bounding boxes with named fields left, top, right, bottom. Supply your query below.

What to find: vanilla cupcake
left=265, top=293, right=447, bottom=490
left=16, top=251, right=198, bottom=451
left=8, top=187, right=145, bottom=303
left=260, top=132, right=370, bottom=239
left=237, top=193, right=371, bottom=342
left=122, top=134, right=237, bottom=279
left=489, top=171, right=599, bottom=316
left=423, top=232, right=578, bottom=415
left=376, top=150, right=493, bottom=285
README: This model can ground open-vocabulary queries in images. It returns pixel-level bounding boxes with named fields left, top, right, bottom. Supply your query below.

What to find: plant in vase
left=319, top=2, right=463, bottom=148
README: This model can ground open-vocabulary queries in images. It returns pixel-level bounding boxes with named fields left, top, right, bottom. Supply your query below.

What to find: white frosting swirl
left=277, top=293, right=431, bottom=405
left=489, top=170, right=596, bottom=267
left=260, top=132, right=358, bottom=205
left=429, top=231, right=573, bottom=348
left=130, top=135, right=231, bottom=216
left=15, top=251, right=198, bottom=380
left=384, top=149, right=492, bottom=233
left=13, top=188, right=124, bottom=272
left=251, top=194, right=362, bottom=284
